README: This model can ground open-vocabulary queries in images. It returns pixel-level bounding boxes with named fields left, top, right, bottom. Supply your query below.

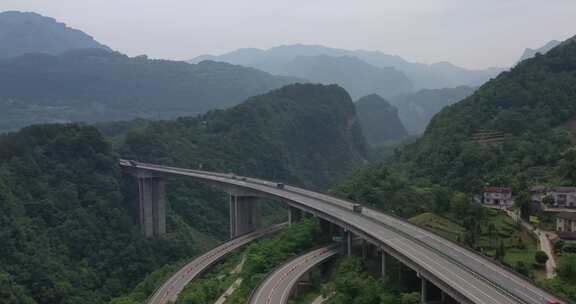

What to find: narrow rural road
left=537, top=230, right=557, bottom=278
left=505, top=209, right=557, bottom=278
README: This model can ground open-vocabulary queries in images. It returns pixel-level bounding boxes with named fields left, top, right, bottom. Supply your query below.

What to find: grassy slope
left=408, top=212, right=465, bottom=242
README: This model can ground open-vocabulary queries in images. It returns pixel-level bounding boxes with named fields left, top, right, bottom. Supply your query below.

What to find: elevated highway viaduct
left=120, top=160, right=564, bottom=304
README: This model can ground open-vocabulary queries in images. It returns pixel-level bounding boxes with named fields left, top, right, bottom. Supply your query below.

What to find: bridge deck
left=121, top=160, right=563, bottom=304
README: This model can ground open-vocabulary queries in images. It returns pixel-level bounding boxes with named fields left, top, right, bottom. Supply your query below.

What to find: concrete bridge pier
left=229, top=194, right=259, bottom=238
left=288, top=206, right=303, bottom=226
left=345, top=230, right=352, bottom=256
left=421, top=276, right=428, bottom=304
left=137, top=176, right=166, bottom=238
left=380, top=249, right=388, bottom=280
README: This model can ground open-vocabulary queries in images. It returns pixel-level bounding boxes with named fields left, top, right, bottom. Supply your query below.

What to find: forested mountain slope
left=0, top=49, right=300, bottom=132
left=0, top=84, right=368, bottom=304
left=400, top=35, right=576, bottom=191
left=120, top=83, right=367, bottom=189
left=0, top=11, right=110, bottom=58
left=355, top=94, right=407, bottom=144
left=0, top=124, right=216, bottom=304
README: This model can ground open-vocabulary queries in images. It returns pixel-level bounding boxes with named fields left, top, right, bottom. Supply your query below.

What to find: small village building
left=530, top=186, right=547, bottom=202
left=556, top=212, right=576, bottom=233
left=556, top=212, right=576, bottom=242
left=546, top=187, right=576, bottom=208
left=483, top=187, right=513, bottom=207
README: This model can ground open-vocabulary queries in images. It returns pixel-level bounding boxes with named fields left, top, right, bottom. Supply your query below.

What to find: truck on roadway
left=353, top=204, right=363, bottom=213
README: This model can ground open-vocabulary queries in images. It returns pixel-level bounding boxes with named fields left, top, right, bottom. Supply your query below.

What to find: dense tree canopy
left=0, top=124, right=214, bottom=304
left=399, top=37, right=576, bottom=192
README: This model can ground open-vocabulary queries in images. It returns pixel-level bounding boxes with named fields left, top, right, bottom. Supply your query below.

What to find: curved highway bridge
left=250, top=246, right=338, bottom=304
left=120, top=160, right=564, bottom=304
left=147, top=224, right=285, bottom=304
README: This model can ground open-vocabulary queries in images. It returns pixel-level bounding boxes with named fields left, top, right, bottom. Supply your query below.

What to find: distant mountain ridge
left=282, top=55, right=413, bottom=99
left=191, top=44, right=505, bottom=90
left=0, top=11, right=110, bottom=58
left=0, top=49, right=300, bottom=132
left=392, top=86, right=476, bottom=135
left=518, top=40, right=562, bottom=62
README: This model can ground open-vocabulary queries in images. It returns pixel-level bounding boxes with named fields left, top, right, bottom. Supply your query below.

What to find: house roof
left=558, top=232, right=576, bottom=241
left=485, top=187, right=512, bottom=194
left=556, top=212, right=576, bottom=221
left=550, top=187, right=576, bottom=193
left=530, top=186, right=547, bottom=192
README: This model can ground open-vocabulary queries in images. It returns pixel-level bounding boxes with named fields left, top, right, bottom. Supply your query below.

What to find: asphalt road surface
left=250, top=246, right=338, bottom=304
left=122, top=160, right=564, bottom=304
left=147, top=224, right=285, bottom=304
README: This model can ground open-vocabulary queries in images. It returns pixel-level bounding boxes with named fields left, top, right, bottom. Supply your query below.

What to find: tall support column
left=380, top=249, right=388, bottom=279
left=288, top=206, right=303, bottom=226
left=138, top=176, right=166, bottom=238
left=346, top=230, right=352, bottom=256
left=361, top=240, right=367, bottom=259
left=440, top=290, right=446, bottom=303
left=421, top=276, right=428, bottom=304
left=229, top=194, right=259, bottom=238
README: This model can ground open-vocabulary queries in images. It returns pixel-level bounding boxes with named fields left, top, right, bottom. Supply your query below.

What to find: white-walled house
left=556, top=212, right=576, bottom=242
left=546, top=187, right=576, bottom=208
left=483, top=187, right=513, bottom=207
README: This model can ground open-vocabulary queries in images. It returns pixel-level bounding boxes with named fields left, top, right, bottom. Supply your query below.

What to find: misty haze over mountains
left=518, top=40, right=562, bottom=62
left=0, top=10, right=568, bottom=138
left=0, top=11, right=110, bottom=58
left=191, top=44, right=506, bottom=91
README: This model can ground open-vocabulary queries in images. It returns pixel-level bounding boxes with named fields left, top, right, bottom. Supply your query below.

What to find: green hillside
left=0, top=124, right=216, bottom=304
left=356, top=94, right=408, bottom=145
left=120, top=83, right=367, bottom=190
left=400, top=36, right=576, bottom=191
left=0, top=83, right=369, bottom=304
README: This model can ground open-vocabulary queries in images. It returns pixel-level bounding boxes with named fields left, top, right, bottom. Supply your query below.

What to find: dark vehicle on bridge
left=276, top=182, right=285, bottom=189
left=353, top=204, right=363, bottom=213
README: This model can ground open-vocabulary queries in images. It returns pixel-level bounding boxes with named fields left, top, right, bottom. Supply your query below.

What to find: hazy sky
left=1, top=0, right=575, bottom=69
